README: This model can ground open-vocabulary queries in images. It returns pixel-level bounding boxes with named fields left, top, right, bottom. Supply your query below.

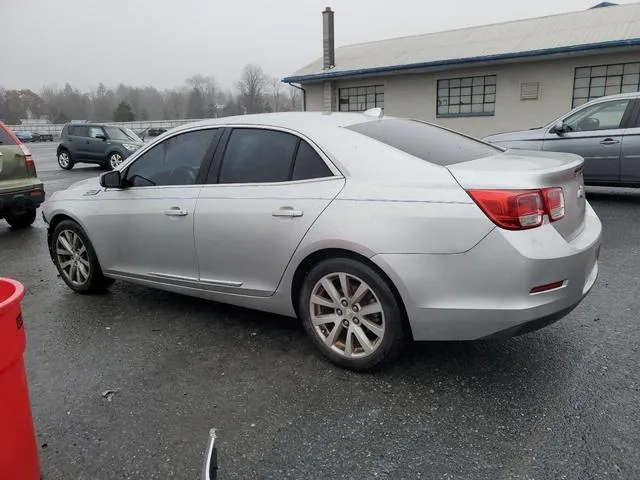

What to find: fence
left=4, top=119, right=209, bottom=139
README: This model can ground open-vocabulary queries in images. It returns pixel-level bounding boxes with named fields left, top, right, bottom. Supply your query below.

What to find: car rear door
left=620, top=99, right=640, bottom=186
left=193, top=127, right=344, bottom=297
left=542, top=98, right=634, bottom=184
left=68, top=125, right=90, bottom=160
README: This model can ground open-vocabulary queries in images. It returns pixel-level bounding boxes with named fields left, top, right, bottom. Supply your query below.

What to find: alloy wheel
left=309, top=272, right=386, bottom=358
left=56, top=229, right=91, bottom=287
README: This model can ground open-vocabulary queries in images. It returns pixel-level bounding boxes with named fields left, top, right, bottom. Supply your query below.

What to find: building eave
left=282, top=38, right=640, bottom=84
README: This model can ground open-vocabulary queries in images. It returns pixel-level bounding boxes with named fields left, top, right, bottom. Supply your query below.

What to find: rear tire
left=299, top=257, right=406, bottom=372
left=108, top=152, right=124, bottom=170
left=51, top=220, right=115, bottom=294
left=6, top=209, right=36, bottom=229
left=58, top=149, right=74, bottom=170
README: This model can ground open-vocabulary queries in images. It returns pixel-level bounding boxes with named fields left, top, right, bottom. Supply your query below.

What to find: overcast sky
left=2, top=0, right=635, bottom=92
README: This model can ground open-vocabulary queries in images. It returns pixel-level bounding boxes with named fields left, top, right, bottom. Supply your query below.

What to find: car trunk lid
left=0, top=146, right=30, bottom=183
left=447, top=150, right=586, bottom=241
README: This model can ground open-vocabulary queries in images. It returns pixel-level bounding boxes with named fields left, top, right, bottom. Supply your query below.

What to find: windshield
left=104, top=126, right=142, bottom=142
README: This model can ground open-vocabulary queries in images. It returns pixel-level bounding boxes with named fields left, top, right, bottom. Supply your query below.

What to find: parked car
left=148, top=127, right=167, bottom=137
left=0, top=122, right=45, bottom=229
left=483, top=92, right=640, bottom=188
left=56, top=123, right=144, bottom=170
left=42, top=111, right=602, bottom=371
left=14, top=131, right=33, bottom=143
left=32, top=132, right=54, bottom=142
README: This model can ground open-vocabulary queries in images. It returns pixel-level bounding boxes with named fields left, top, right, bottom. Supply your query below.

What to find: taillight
left=19, top=144, right=37, bottom=177
left=543, top=187, right=565, bottom=221
left=467, top=188, right=565, bottom=230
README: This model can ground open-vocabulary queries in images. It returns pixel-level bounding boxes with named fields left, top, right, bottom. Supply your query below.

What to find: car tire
left=299, top=257, right=406, bottom=372
left=5, top=209, right=36, bottom=229
left=51, top=220, right=115, bottom=294
left=107, top=152, right=124, bottom=170
left=58, top=149, right=74, bottom=170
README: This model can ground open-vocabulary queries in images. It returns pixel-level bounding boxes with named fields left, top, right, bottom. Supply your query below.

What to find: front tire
left=299, top=257, right=406, bottom=371
left=58, top=149, right=74, bottom=170
left=51, top=220, right=115, bottom=294
left=6, top=209, right=36, bottom=229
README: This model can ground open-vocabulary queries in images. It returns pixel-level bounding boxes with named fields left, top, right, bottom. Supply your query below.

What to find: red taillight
left=467, top=188, right=565, bottom=230
left=18, top=144, right=37, bottom=177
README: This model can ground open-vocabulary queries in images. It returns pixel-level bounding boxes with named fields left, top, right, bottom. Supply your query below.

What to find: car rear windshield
left=0, top=127, right=17, bottom=146
left=346, top=118, right=502, bottom=166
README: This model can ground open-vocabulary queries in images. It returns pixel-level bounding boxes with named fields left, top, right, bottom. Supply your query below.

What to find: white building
left=283, top=2, right=640, bottom=138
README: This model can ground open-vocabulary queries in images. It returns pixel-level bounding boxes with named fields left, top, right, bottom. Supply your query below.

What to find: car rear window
left=0, top=126, right=17, bottom=146
left=346, top=118, right=502, bottom=166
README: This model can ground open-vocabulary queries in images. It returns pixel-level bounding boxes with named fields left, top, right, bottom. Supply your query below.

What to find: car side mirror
left=96, top=134, right=107, bottom=141
left=552, top=121, right=566, bottom=135
left=100, top=170, right=123, bottom=189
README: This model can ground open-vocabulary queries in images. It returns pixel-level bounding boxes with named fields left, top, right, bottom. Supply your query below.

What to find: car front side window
left=563, top=99, right=631, bottom=132
left=125, top=129, right=220, bottom=187
left=89, top=127, right=105, bottom=138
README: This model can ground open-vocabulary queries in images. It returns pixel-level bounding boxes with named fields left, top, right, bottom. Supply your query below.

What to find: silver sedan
left=42, top=110, right=602, bottom=371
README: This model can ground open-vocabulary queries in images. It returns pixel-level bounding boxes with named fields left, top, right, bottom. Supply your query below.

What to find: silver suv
left=483, top=92, right=640, bottom=188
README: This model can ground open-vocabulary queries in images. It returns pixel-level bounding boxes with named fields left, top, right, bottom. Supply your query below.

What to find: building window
left=437, top=75, right=496, bottom=117
left=573, top=62, right=640, bottom=107
left=338, top=85, right=384, bottom=112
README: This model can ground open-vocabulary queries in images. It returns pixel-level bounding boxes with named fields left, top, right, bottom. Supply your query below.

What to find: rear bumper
left=0, top=184, right=45, bottom=216
left=372, top=203, right=602, bottom=341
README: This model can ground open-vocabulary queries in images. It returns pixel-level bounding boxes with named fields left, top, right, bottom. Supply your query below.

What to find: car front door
left=542, top=98, right=635, bottom=184
left=87, top=127, right=222, bottom=284
left=194, top=127, right=345, bottom=296
left=87, top=126, right=108, bottom=161
left=620, top=100, right=640, bottom=186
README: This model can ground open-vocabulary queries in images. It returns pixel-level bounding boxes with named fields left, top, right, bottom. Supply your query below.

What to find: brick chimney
left=322, top=7, right=335, bottom=70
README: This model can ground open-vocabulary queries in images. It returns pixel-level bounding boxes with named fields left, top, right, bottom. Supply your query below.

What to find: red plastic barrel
left=0, top=278, right=40, bottom=480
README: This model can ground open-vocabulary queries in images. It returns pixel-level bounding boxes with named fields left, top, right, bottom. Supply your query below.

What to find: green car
left=0, top=121, right=45, bottom=229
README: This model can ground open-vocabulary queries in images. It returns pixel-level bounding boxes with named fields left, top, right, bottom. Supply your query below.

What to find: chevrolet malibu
left=42, top=111, right=602, bottom=371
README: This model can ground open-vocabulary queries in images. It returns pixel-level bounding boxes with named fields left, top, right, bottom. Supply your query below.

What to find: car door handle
left=600, top=138, right=620, bottom=145
left=272, top=207, right=303, bottom=218
left=164, top=207, right=189, bottom=217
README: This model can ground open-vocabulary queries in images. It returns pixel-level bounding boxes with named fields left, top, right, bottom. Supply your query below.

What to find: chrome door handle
left=164, top=207, right=188, bottom=217
left=272, top=207, right=303, bottom=218
left=600, top=138, right=620, bottom=145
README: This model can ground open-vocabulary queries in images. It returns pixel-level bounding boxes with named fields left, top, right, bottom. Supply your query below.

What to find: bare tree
left=237, top=64, right=267, bottom=114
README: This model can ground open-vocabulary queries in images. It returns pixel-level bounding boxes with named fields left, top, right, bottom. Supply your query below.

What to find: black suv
left=56, top=123, right=144, bottom=170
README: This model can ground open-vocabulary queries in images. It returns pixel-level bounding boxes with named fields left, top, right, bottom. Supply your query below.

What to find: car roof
left=171, top=111, right=386, bottom=138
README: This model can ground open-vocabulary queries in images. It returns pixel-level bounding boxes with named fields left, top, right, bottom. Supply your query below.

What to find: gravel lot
left=1, top=142, right=639, bottom=479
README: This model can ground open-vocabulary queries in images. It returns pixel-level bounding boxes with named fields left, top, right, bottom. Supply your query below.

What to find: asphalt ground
left=0, top=142, right=639, bottom=479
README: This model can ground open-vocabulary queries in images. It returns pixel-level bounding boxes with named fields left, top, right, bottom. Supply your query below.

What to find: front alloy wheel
left=56, top=229, right=91, bottom=287
left=52, top=220, right=114, bottom=294
left=300, top=258, right=406, bottom=371
left=108, top=152, right=124, bottom=169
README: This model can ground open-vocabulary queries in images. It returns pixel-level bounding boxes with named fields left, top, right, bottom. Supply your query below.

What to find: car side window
left=292, top=141, right=333, bottom=181
left=70, top=126, right=88, bottom=137
left=88, top=127, right=104, bottom=138
left=125, top=129, right=220, bottom=187
left=563, top=99, right=631, bottom=132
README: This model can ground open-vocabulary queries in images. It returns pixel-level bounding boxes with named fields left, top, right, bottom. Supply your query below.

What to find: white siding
left=303, top=51, right=640, bottom=138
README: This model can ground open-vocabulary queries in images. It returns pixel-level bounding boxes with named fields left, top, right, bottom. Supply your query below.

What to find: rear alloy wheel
left=51, top=220, right=114, bottom=294
left=5, top=209, right=36, bottom=229
left=108, top=152, right=124, bottom=170
left=58, top=150, right=74, bottom=170
left=299, top=258, right=406, bottom=371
